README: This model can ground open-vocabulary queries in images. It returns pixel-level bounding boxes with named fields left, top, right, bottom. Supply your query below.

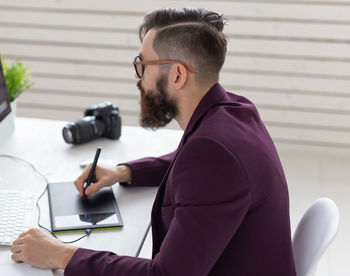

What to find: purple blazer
left=65, top=83, right=296, bottom=275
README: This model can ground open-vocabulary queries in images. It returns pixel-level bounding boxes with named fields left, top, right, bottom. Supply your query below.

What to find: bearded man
left=11, top=8, right=296, bottom=276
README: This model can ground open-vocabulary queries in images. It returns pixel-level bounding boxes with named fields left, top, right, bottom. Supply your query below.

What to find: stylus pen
left=83, top=147, right=101, bottom=200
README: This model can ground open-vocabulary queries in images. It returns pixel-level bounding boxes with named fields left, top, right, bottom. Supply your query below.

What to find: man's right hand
left=74, top=164, right=132, bottom=199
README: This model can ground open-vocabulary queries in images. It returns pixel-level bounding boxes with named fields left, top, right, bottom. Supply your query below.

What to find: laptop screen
left=0, top=59, right=11, bottom=123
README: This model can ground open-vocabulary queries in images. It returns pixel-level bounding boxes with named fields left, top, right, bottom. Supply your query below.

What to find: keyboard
left=0, top=190, right=37, bottom=246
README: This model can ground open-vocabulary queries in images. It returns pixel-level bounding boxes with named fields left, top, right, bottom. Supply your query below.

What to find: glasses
left=133, top=55, right=197, bottom=79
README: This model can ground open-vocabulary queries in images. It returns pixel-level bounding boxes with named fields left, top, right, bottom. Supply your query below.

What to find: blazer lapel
left=151, top=134, right=185, bottom=257
left=150, top=83, right=226, bottom=257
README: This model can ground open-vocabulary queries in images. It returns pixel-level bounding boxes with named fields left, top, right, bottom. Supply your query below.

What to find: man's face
left=136, top=30, right=179, bottom=129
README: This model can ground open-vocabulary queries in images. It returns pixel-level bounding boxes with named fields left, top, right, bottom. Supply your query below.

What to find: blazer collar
left=151, top=83, right=226, bottom=256
left=181, top=82, right=226, bottom=144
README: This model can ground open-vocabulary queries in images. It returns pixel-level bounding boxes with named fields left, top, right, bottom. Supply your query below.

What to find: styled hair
left=139, top=8, right=227, bottom=84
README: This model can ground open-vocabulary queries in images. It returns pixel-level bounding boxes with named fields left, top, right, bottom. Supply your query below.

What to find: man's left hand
left=11, top=228, right=77, bottom=270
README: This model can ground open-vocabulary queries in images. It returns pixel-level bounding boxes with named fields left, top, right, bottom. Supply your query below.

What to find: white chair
left=292, top=198, right=340, bottom=276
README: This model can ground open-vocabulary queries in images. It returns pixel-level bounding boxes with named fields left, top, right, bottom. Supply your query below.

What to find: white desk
left=0, top=117, right=182, bottom=275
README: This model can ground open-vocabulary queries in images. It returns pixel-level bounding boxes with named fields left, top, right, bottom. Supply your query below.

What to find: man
left=11, top=8, right=296, bottom=275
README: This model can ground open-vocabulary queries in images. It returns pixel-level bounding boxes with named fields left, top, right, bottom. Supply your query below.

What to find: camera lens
left=62, top=124, right=77, bottom=144
left=62, top=118, right=105, bottom=144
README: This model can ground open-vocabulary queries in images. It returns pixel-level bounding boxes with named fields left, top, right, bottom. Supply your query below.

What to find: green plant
left=1, top=58, right=34, bottom=102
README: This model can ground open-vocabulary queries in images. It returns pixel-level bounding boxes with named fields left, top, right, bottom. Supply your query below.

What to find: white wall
left=0, top=0, right=350, bottom=148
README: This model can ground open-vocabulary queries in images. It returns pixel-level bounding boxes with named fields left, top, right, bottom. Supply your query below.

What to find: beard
left=137, top=74, right=178, bottom=130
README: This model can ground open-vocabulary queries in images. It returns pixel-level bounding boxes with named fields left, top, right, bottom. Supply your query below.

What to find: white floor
left=139, top=142, right=350, bottom=276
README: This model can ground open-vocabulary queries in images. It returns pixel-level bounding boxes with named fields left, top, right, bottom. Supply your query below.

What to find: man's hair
left=139, top=8, right=227, bottom=84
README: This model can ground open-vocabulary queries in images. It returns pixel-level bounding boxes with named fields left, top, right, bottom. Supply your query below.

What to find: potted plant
left=0, top=58, right=34, bottom=116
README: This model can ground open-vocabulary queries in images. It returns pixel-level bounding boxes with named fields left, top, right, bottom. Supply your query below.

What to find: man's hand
left=11, top=228, right=77, bottom=270
left=74, top=164, right=132, bottom=199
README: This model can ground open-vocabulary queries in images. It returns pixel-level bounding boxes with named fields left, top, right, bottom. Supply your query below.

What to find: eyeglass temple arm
left=133, top=60, right=197, bottom=73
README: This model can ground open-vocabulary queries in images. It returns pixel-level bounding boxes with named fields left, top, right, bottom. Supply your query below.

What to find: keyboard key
left=0, top=190, right=37, bottom=246
left=4, top=236, right=12, bottom=244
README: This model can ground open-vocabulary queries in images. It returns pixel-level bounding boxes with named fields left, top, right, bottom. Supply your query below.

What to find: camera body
left=62, top=102, right=121, bottom=144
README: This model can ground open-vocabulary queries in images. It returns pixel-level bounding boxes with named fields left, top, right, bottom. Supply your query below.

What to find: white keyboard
left=0, top=190, right=37, bottom=246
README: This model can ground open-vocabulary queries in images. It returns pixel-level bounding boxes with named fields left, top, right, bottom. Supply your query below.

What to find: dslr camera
left=62, top=102, right=121, bottom=144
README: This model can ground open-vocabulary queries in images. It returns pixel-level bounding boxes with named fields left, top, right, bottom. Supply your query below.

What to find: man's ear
left=172, top=63, right=187, bottom=90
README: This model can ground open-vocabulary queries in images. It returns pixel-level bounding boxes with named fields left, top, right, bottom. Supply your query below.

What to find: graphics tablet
left=47, top=182, right=123, bottom=232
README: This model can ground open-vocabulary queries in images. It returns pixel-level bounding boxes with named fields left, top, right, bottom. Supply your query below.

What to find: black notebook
left=47, top=182, right=123, bottom=232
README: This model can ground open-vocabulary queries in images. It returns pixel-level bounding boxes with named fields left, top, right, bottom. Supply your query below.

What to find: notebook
left=47, top=182, right=123, bottom=232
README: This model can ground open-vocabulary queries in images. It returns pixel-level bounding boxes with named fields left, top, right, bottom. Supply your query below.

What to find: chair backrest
left=292, top=198, right=339, bottom=276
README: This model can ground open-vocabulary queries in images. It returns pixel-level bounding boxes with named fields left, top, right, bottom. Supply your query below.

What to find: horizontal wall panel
left=19, top=91, right=140, bottom=114
left=267, top=125, right=350, bottom=148
left=0, top=26, right=139, bottom=49
left=30, top=76, right=139, bottom=97
left=192, top=2, right=350, bottom=22
left=3, top=44, right=350, bottom=77
left=5, top=57, right=350, bottom=96
left=224, top=56, right=350, bottom=77
left=0, top=43, right=136, bottom=64
left=2, top=0, right=350, bottom=22
left=5, top=59, right=135, bottom=81
left=9, top=57, right=350, bottom=86
left=226, top=21, right=350, bottom=40
left=31, top=83, right=350, bottom=116
left=28, top=71, right=350, bottom=101
left=242, top=91, right=350, bottom=113
left=28, top=71, right=350, bottom=100
left=2, top=34, right=350, bottom=64
left=220, top=72, right=350, bottom=94
left=1, top=9, right=350, bottom=41
left=228, top=39, right=350, bottom=59
left=0, top=10, right=142, bottom=31
left=12, top=57, right=350, bottom=89
left=260, top=109, right=350, bottom=129
left=2, top=27, right=350, bottom=60
left=226, top=84, right=350, bottom=98
left=17, top=105, right=82, bottom=122
left=24, top=76, right=350, bottom=113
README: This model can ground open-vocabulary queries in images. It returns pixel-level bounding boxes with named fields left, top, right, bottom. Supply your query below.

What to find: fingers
left=12, top=237, right=25, bottom=246
left=85, top=180, right=105, bottom=196
left=11, top=243, right=24, bottom=253
left=74, top=164, right=92, bottom=196
left=18, top=229, right=31, bottom=238
left=11, top=252, right=24, bottom=263
left=11, top=238, right=25, bottom=263
left=75, top=164, right=116, bottom=197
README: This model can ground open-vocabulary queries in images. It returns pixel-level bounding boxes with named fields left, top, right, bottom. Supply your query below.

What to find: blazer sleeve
left=65, top=136, right=251, bottom=276
left=120, top=150, right=176, bottom=187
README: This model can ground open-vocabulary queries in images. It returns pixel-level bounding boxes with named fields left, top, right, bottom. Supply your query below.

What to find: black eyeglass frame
left=133, top=55, right=197, bottom=79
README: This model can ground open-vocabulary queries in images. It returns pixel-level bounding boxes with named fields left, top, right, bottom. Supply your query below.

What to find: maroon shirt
left=65, top=83, right=296, bottom=275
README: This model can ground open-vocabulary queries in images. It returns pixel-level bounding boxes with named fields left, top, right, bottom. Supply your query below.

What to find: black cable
left=0, top=154, right=91, bottom=243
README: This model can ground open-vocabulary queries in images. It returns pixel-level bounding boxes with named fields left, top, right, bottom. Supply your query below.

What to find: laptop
left=0, top=58, right=36, bottom=246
